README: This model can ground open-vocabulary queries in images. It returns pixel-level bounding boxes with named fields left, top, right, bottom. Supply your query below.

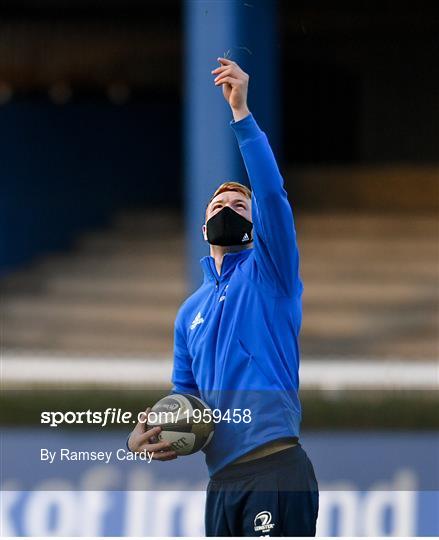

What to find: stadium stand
left=1, top=206, right=437, bottom=361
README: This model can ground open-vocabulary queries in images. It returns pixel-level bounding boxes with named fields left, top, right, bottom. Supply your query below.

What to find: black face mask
left=206, top=206, right=253, bottom=247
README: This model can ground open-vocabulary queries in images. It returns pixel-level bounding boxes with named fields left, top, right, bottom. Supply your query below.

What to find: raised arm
left=212, top=58, right=301, bottom=297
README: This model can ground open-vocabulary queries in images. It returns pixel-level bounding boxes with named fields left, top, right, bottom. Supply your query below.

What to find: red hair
left=206, top=181, right=252, bottom=215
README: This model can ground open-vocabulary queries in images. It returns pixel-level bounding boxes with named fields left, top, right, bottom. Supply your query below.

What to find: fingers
left=212, top=59, right=248, bottom=87
left=144, top=439, right=174, bottom=453
left=215, top=76, right=241, bottom=87
left=129, top=406, right=178, bottom=460
left=152, top=451, right=178, bottom=461
left=141, top=438, right=177, bottom=460
left=213, top=67, right=233, bottom=83
left=217, top=57, right=235, bottom=66
left=133, top=407, right=150, bottom=434
left=211, top=65, right=233, bottom=75
left=212, top=64, right=242, bottom=78
left=137, top=425, right=162, bottom=445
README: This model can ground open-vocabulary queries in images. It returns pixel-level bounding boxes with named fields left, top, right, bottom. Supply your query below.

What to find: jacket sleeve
left=171, top=313, right=200, bottom=396
left=231, top=114, right=301, bottom=297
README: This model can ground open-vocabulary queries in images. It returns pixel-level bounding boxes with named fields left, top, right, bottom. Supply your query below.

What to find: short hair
left=206, top=181, right=252, bottom=216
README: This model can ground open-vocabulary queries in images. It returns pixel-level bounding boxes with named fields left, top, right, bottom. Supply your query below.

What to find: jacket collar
left=200, top=248, right=252, bottom=284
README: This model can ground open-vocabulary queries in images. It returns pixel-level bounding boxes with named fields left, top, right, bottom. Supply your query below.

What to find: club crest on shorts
left=254, top=510, right=275, bottom=535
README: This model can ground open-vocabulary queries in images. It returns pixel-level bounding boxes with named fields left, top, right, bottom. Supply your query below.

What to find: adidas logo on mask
left=242, top=233, right=249, bottom=242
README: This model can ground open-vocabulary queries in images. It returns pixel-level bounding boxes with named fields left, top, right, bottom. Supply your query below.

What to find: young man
left=129, top=58, right=318, bottom=536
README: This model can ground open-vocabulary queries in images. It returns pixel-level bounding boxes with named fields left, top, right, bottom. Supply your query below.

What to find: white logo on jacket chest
left=219, top=284, right=229, bottom=303
left=190, top=311, right=204, bottom=330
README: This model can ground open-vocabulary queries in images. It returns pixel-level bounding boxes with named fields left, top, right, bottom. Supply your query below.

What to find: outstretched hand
left=212, top=58, right=250, bottom=122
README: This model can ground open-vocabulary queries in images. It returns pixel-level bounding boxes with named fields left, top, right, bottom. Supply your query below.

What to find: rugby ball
left=148, top=394, right=214, bottom=455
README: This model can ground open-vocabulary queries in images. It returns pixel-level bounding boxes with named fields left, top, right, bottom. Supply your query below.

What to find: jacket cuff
left=230, top=113, right=263, bottom=145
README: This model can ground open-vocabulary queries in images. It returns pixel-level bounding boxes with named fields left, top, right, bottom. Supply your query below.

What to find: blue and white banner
left=1, top=429, right=438, bottom=536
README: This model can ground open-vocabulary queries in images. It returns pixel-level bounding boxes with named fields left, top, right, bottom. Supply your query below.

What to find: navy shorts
left=205, top=443, right=319, bottom=537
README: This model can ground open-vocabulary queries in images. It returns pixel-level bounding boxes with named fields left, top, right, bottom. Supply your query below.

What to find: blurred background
left=1, top=0, right=438, bottom=536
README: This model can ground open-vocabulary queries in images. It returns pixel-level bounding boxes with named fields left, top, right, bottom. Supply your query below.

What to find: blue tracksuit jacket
left=172, top=113, right=303, bottom=476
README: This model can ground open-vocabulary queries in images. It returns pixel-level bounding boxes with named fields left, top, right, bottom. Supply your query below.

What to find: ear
left=202, top=224, right=208, bottom=241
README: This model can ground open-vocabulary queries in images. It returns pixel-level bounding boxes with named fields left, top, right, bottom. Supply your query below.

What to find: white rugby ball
left=148, top=394, right=214, bottom=455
